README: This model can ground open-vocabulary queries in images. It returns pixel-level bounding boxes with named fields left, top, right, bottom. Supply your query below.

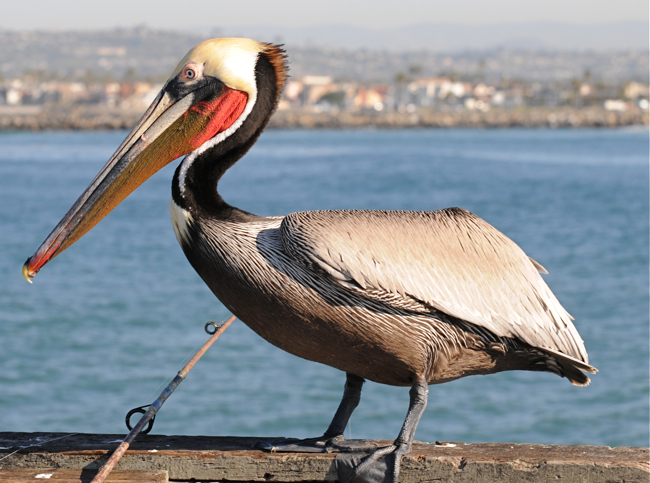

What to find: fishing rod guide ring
left=205, top=321, right=222, bottom=334
left=125, top=406, right=155, bottom=434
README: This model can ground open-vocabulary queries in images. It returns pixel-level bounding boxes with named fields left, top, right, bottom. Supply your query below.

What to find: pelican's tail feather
left=539, top=346, right=597, bottom=387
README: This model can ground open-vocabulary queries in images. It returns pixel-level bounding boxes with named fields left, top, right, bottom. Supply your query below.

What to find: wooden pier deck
left=0, top=432, right=647, bottom=482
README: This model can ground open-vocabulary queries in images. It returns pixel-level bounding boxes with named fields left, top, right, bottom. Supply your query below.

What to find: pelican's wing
left=280, top=207, right=590, bottom=364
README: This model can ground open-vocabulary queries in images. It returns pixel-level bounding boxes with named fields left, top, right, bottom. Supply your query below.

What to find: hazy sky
left=2, top=0, right=648, bottom=30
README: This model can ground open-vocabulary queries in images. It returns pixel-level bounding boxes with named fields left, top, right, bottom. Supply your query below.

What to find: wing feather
left=280, top=208, right=589, bottom=363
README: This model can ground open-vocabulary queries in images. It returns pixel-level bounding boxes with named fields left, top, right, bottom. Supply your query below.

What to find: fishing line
left=0, top=407, right=140, bottom=464
left=0, top=408, right=138, bottom=464
left=0, top=432, right=83, bottom=464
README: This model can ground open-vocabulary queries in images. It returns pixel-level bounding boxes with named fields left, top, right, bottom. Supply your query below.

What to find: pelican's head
left=23, top=38, right=287, bottom=281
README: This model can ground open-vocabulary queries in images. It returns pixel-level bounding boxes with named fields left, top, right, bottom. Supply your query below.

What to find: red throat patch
left=186, top=88, right=248, bottom=150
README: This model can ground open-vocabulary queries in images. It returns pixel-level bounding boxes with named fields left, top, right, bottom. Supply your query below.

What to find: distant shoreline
left=0, top=105, right=647, bottom=131
left=269, top=107, right=648, bottom=129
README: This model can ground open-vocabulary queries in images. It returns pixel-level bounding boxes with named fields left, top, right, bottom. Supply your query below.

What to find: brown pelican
left=24, top=38, right=596, bottom=483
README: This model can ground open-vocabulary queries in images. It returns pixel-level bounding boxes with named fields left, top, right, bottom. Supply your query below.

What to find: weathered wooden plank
left=0, top=432, right=647, bottom=482
left=0, top=468, right=168, bottom=482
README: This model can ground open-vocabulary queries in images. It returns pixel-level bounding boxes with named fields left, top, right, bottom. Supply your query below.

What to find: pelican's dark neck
left=172, top=52, right=283, bottom=220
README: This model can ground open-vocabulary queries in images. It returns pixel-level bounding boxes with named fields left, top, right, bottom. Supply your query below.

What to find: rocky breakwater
left=0, top=105, right=647, bottom=131
left=0, top=105, right=144, bottom=131
left=268, top=106, right=649, bottom=129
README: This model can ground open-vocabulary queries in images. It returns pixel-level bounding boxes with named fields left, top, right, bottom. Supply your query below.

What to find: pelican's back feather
left=280, top=207, right=591, bottom=366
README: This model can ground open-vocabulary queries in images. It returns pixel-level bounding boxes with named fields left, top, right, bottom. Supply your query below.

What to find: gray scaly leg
left=336, top=375, right=429, bottom=483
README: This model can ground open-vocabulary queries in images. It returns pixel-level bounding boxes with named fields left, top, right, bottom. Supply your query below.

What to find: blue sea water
left=0, top=128, right=648, bottom=447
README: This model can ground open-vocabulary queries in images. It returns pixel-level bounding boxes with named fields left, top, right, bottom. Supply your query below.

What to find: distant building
left=624, top=81, right=649, bottom=100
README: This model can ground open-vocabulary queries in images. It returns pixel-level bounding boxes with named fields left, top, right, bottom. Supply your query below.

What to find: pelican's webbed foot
left=335, top=442, right=410, bottom=483
left=254, top=433, right=378, bottom=453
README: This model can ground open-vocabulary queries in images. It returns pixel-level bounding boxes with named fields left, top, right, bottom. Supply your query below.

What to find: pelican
left=24, top=39, right=596, bottom=483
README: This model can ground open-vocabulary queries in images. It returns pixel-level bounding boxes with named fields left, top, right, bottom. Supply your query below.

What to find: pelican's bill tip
left=22, top=259, right=35, bottom=283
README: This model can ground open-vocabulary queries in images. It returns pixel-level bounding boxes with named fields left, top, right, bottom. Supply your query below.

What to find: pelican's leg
left=336, top=375, right=428, bottom=483
left=322, top=372, right=365, bottom=441
left=256, top=373, right=365, bottom=452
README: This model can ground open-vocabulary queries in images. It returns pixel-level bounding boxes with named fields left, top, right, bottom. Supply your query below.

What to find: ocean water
left=0, top=128, right=648, bottom=448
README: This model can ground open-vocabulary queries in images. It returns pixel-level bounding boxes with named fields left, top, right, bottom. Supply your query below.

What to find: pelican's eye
left=180, top=63, right=203, bottom=82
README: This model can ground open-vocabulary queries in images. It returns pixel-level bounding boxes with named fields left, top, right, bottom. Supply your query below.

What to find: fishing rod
left=91, top=315, right=236, bottom=483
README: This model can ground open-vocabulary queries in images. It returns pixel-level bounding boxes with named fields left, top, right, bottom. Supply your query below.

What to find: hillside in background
left=221, top=21, right=649, bottom=51
left=0, top=25, right=647, bottom=83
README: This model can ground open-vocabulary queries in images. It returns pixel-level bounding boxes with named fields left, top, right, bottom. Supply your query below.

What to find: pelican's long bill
left=23, top=63, right=248, bottom=282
